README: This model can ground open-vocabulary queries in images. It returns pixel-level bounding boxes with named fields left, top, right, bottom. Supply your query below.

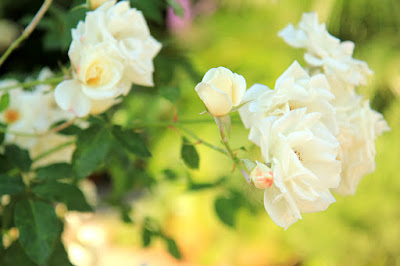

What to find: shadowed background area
left=0, top=0, right=399, bottom=265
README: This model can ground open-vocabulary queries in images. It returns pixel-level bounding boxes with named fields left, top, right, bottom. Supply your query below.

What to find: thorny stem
left=0, top=76, right=65, bottom=92
left=0, top=0, right=54, bottom=68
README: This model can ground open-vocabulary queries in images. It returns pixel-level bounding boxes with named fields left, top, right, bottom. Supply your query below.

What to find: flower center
left=86, top=65, right=104, bottom=86
left=4, top=109, right=20, bottom=124
left=295, top=150, right=303, bottom=161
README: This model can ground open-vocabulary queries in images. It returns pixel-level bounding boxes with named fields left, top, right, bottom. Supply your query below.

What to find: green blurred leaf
left=166, top=238, right=181, bottom=259
left=163, top=169, right=177, bottom=180
left=129, top=0, right=165, bottom=24
left=167, top=0, right=184, bottom=17
left=0, top=174, right=25, bottom=196
left=0, top=241, right=36, bottom=266
left=189, top=182, right=216, bottom=191
left=142, top=227, right=152, bottom=247
left=181, top=137, right=199, bottom=169
left=111, top=126, right=151, bottom=157
left=14, top=199, right=60, bottom=265
left=5, top=145, right=32, bottom=172
left=0, top=92, right=10, bottom=112
left=47, top=238, right=73, bottom=266
left=159, top=86, right=180, bottom=103
left=35, top=163, right=74, bottom=181
left=73, top=126, right=112, bottom=179
left=32, top=182, right=92, bottom=212
left=0, top=155, right=13, bottom=173
left=214, top=196, right=239, bottom=227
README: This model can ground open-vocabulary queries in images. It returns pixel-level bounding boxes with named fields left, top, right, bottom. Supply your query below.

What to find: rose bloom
left=55, top=43, right=130, bottom=117
left=278, top=12, right=373, bottom=89
left=0, top=69, right=75, bottom=162
left=239, top=61, right=337, bottom=146
left=69, top=0, right=161, bottom=87
left=334, top=96, right=389, bottom=195
left=256, top=108, right=341, bottom=229
left=195, top=66, right=246, bottom=117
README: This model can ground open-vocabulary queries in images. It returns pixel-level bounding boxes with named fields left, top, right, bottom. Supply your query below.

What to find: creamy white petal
left=195, top=82, right=232, bottom=117
left=55, top=80, right=92, bottom=117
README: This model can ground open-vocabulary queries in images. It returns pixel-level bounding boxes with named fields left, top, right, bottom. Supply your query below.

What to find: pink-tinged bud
left=250, top=162, right=273, bottom=189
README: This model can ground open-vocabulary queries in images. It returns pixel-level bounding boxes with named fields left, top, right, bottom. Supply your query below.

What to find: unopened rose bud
left=250, top=162, right=273, bottom=189
left=195, top=67, right=246, bottom=117
left=87, top=0, right=109, bottom=10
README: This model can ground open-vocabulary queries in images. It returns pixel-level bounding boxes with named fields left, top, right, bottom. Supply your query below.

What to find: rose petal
left=55, top=80, right=92, bottom=117
left=195, top=82, right=232, bottom=117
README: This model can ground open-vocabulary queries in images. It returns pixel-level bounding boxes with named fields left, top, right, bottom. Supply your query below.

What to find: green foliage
left=0, top=174, right=25, bottom=196
left=0, top=92, right=9, bottom=112
left=111, top=125, right=151, bottom=157
left=32, top=182, right=92, bottom=212
left=129, top=0, right=166, bottom=24
left=14, top=199, right=60, bottom=265
left=181, top=137, right=200, bottom=169
left=142, top=227, right=152, bottom=247
left=34, top=163, right=74, bottom=182
left=73, top=125, right=113, bottom=179
left=4, top=145, right=32, bottom=172
left=159, top=86, right=181, bottom=103
left=165, top=238, right=181, bottom=259
left=214, top=194, right=242, bottom=227
left=0, top=241, right=36, bottom=266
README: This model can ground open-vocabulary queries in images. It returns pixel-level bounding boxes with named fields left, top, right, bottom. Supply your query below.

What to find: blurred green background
left=1, top=0, right=399, bottom=265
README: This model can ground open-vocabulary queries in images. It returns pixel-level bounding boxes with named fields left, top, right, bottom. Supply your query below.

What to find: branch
left=0, top=0, right=53, bottom=68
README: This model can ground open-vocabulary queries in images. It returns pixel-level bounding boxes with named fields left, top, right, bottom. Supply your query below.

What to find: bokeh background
left=1, top=0, right=399, bottom=265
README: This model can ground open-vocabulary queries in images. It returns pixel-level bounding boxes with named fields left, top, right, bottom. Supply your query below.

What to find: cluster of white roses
left=55, top=0, right=161, bottom=117
left=195, top=12, right=389, bottom=229
left=0, top=68, right=75, bottom=165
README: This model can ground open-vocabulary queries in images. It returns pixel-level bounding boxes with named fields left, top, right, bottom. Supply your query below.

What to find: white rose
left=278, top=12, right=373, bottom=88
left=69, top=0, right=161, bottom=87
left=55, top=43, right=131, bottom=117
left=239, top=61, right=337, bottom=146
left=195, top=67, right=246, bottom=117
left=258, top=108, right=341, bottom=229
left=0, top=70, right=74, bottom=155
left=334, top=98, right=390, bottom=195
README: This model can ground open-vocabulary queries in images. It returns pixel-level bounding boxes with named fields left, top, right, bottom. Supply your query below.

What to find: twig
left=0, top=76, right=65, bottom=92
left=0, top=0, right=53, bottom=68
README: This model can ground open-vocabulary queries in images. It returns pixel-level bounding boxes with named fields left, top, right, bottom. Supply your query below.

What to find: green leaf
left=159, top=86, right=180, bottom=103
left=47, top=239, right=73, bottom=266
left=5, top=145, right=32, bottom=172
left=73, top=126, right=112, bottom=179
left=35, top=163, right=74, bottom=181
left=14, top=199, right=60, bottom=265
left=142, top=227, right=152, bottom=247
left=111, top=126, right=151, bottom=157
left=0, top=174, right=25, bottom=196
left=0, top=241, right=36, bottom=266
left=0, top=155, right=13, bottom=173
left=181, top=137, right=199, bottom=169
left=32, top=182, right=92, bottom=212
left=129, top=0, right=165, bottom=24
left=214, top=196, right=239, bottom=227
left=163, top=169, right=177, bottom=180
left=167, top=0, right=184, bottom=17
left=0, top=92, right=9, bottom=112
left=166, top=238, right=181, bottom=259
